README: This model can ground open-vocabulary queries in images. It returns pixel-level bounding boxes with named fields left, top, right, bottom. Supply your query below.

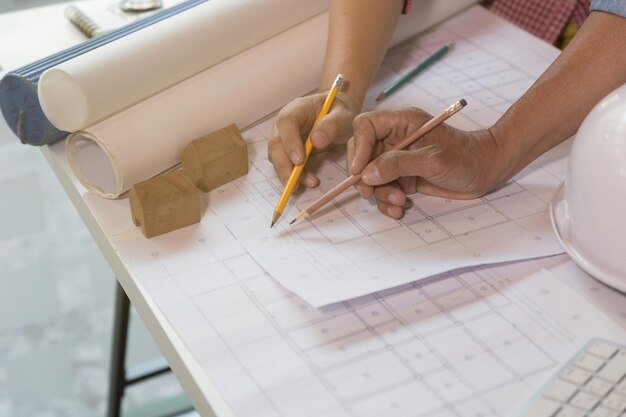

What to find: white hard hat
left=551, top=82, right=626, bottom=292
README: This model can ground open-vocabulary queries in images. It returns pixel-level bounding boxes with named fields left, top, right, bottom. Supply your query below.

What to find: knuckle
left=352, top=112, right=368, bottom=129
left=319, top=121, right=338, bottom=142
left=267, top=137, right=281, bottom=152
left=274, top=112, right=290, bottom=128
left=383, top=151, right=403, bottom=175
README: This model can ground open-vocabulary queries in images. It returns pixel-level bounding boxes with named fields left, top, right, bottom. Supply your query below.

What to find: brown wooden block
left=129, top=171, right=200, bottom=238
left=181, top=124, right=249, bottom=192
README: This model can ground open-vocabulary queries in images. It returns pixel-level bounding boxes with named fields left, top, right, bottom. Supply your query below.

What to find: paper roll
left=67, top=0, right=479, bottom=199
left=39, top=0, right=329, bottom=132
left=67, top=14, right=327, bottom=198
left=0, top=0, right=206, bottom=146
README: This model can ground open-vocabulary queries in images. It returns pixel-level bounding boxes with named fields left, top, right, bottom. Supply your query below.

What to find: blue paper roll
left=0, top=0, right=206, bottom=146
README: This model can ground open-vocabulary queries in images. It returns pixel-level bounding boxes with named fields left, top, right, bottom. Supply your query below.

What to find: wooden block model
left=181, top=124, right=249, bottom=192
left=129, top=171, right=200, bottom=238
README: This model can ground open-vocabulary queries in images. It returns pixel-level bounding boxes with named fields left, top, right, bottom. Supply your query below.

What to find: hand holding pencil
left=270, top=74, right=345, bottom=227
left=343, top=102, right=512, bottom=219
left=267, top=75, right=359, bottom=192
left=293, top=97, right=521, bottom=223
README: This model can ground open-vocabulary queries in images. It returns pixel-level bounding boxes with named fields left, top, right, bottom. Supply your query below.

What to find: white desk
left=1, top=4, right=625, bottom=417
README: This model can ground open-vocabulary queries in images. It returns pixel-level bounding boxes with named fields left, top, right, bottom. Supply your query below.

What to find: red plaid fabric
left=571, top=0, right=592, bottom=27
left=484, top=0, right=591, bottom=44
left=403, top=0, right=412, bottom=14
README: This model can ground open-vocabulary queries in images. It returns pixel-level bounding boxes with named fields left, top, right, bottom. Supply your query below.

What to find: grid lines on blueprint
left=210, top=7, right=566, bottom=307
left=106, top=8, right=626, bottom=417
left=123, top=223, right=625, bottom=417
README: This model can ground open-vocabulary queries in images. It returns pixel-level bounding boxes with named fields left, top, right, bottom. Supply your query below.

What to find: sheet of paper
left=113, top=224, right=626, bottom=417
left=207, top=6, right=567, bottom=307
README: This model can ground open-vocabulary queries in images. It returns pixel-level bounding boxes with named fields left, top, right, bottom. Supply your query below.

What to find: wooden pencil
left=376, top=43, right=452, bottom=102
left=290, top=98, right=467, bottom=225
left=270, top=74, right=344, bottom=227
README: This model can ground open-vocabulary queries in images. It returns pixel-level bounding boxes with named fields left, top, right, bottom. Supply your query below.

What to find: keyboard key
left=569, top=391, right=600, bottom=411
left=545, top=379, right=579, bottom=402
left=589, top=406, right=622, bottom=417
left=562, top=367, right=592, bottom=385
left=585, top=377, right=614, bottom=397
left=588, top=342, right=618, bottom=359
left=521, top=397, right=561, bottom=417
left=576, top=354, right=605, bottom=372
left=520, top=341, right=626, bottom=417
left=598, top=351, right=626, bottom=383
left=555, top=406, right=585, bottom=417
left=601, top=392, right=626, bottom=412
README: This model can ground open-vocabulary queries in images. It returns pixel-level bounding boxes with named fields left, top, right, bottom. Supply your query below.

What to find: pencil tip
left=289, top=219, right=296, bottom=225
left=375, top=92, right=385, bottom=102
left=270, top=211, right=281, bottom=228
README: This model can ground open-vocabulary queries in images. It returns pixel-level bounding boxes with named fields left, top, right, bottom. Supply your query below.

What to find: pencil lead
left=375, top=92, right=385, bottom=102
left=270, top=211, right=281, bottom=228
left=291, top=210, right=308, bottom=224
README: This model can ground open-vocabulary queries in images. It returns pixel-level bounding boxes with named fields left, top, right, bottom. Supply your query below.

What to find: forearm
left=491, top=11, right=626, bottom=182
left=319, top=0, right=405, bottom=109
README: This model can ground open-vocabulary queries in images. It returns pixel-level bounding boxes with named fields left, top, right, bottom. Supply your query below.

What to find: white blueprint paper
left=73, top=8, right=626, bottom=417
left=208, top=7, right=567, bottom=307
left=116, top=232, right=626, bottom=417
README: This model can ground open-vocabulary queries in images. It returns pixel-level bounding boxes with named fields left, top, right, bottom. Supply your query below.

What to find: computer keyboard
left=518, top=339, right=626, bottom=417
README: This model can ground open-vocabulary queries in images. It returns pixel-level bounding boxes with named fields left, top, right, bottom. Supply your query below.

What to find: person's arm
left=348, top=10, right=626, bottom=217
left=489, top=10, right=626, bottom=184
left=319, top=0, right=405, bottom=110
left=268, top=0, right=404, bottom=187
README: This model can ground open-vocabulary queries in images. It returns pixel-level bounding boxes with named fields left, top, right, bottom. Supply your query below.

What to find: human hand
left=347, top=107, right=508, bottom=218
left=268, top=91, right=358, bottom=188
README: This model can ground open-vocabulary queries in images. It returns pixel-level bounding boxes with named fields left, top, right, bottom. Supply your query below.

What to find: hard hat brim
left=550, top=183, right=626, bottom=293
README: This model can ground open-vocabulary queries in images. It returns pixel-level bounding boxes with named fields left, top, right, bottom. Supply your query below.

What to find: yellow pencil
left=290, top=99, right=467, bottom=225
left=270, top=74, right=344, bottom=227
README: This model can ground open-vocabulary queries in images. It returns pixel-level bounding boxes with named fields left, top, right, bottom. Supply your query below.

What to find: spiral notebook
left=65, top=0, right=183, bottom=38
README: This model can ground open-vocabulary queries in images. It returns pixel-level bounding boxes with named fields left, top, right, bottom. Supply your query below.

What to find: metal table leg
left=107, top=282, right=186, bottom=417
left=107, top=282, right=131, bottom=417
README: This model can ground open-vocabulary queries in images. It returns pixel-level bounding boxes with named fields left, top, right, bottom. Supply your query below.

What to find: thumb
left=310, top=106, right=354, bottom=149
left=361, top=149, right=430, bottom=185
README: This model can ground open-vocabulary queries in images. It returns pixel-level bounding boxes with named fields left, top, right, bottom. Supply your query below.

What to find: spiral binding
left=65, top=5, right=100, bottom=38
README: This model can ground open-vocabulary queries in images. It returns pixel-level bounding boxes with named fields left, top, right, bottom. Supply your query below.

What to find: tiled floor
left=0, top=1, right=193, bottom=415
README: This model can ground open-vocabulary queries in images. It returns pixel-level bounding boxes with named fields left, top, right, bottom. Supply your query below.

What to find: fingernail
left=289, top=151, right=302, bottom=164
left=387, top=206, right=402, bottom=219
left=303, top=176, right=316, bottom=188
left=389, top=193, right=403, bottom=205
left=362, top=166, right=381, bottom=183
left=311, top=131, right=328, bottom=147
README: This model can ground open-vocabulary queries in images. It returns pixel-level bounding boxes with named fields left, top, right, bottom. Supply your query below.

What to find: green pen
left=376, top=43, right=453, bottom=102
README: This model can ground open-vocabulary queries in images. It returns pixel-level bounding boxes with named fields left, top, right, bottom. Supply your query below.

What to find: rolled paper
left=38, top=0, right=330, bottom=132
left=66, top=0, right=479, bottom=199
left=0, top=0, right=207, bottom=146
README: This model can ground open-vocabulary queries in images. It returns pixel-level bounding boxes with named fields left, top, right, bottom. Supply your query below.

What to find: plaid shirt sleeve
left=403, top=0, right=412, bottom=14
left=590, top=0, right=626, bottom=18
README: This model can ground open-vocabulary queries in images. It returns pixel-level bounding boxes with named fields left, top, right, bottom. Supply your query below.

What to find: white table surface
left=0, top=4, right=232, bottom=416
left=2, top=4, right=625, bottom=417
